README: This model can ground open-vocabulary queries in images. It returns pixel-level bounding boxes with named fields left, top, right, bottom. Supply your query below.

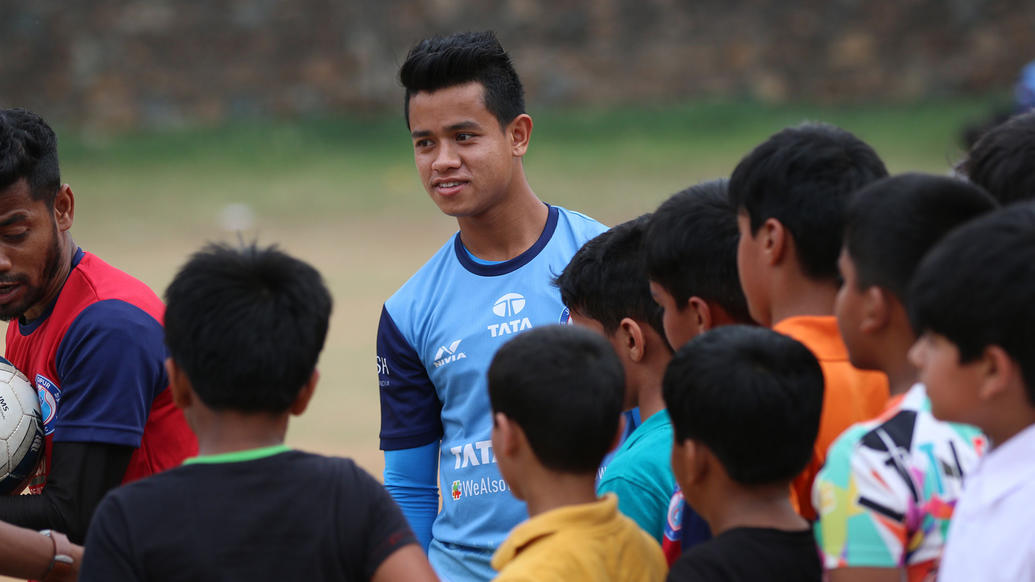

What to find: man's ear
left=166, top=357, right=193, bottom=410
left=686, top=297, right=713, bottom=334
left=860, top=286, right=892, bottom=334
left=290, top=370, right=319, bottom=416
left=617, top=317, right=646, bottom=363
left=508, top=114, right=533, bottom=157
left=977, top=345, right=1022, bottom=403
left=761, top=218, right=787, bottom=266
left=671, top=438, right=708, bottom=487
left=53, top=184, right=75, bottom=232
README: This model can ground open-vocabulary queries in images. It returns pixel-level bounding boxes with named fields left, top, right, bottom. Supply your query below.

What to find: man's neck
left=456, top=183, right=547, bottom=262
left=22, top=235, right=76, bottom=322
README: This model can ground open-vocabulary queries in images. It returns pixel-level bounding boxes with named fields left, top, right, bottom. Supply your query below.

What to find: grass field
left=0, top=97, right=1002, bottom=482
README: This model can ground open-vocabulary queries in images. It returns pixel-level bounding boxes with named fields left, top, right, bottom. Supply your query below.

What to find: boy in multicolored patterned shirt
left=814, top=174, right=996, bottom=581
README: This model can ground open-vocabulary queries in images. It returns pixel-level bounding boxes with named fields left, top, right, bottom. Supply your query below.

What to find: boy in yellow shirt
left=488, top=325, right=667, bottom=581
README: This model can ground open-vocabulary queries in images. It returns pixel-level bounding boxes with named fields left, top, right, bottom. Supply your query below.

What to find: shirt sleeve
left=347, top=462, right=418, bottom=580
left=79, top=492, right=142, bottom=582
left=377, top=305, right=443, bottom=450
left=383, top=444, right=439, bottom=552
left=814, top=428, right=907, bottom=569
left=54, top=300, right=167, bottom=446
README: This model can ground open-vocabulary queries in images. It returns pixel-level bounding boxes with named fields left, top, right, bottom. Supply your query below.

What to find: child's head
left=957, top=111, right=1035, bottom=205
left=644, top=179, right=753, bottom=350
left=488, top=325, right=624, bottom=490
left=663, top=325, right=823, bottom=505
left=729, top=122, right=888, bottom=325
left=837, top=173, right=996, bottom=370
left=554, top=215, right=667, bottom=405
left=164, top=242, right=333, bottom=414
left=908, top=203, right=1035, bottom=430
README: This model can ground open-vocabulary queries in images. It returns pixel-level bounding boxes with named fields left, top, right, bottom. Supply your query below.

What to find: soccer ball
left=0, top=358, right=43, bottom=495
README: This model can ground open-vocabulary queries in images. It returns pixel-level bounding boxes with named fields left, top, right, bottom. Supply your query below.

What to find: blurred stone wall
left=2, top=0, right=1034, bottom=129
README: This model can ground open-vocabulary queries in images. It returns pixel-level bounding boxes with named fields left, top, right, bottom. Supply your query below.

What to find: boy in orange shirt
left=728, top=122, right=890, bottom=519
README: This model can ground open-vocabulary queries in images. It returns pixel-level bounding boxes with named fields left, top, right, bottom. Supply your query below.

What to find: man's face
left=834, top=249, right=873, bottom=370
left=0, top=179, right=65, bottom=321
left=648, top=280, right=699, bottom=351
left=908, top=332, right=982, bottom=423
left=408, top=82, right=517, bottom=219
left=735, top=212, right=769, bottom=326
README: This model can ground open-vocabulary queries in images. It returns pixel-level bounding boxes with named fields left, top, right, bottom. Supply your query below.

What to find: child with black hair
left=644, top=179, right=753, bottom=350
left=728, top=122, right=890, bottom=519
left=663, top=325, right=824, bottom=582
left=907, top=203, right=1035, bottom=581
left=957, top=110, right=1035, bottom=205
left=815, top=173, right=996, bottom=581
left=80, top=243, right=437, bottom=582
left=642, top=180, right=754, bottom=563
left=554, top=215, right=679, bottom=543
left=488, top=325, right=667, bottom=581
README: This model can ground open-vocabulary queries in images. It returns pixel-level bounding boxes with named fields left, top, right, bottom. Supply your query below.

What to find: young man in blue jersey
left=376, top=31, right=607, bottom=581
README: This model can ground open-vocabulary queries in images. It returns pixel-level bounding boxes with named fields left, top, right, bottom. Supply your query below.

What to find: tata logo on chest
left=488, top=293, right=532, bottom=338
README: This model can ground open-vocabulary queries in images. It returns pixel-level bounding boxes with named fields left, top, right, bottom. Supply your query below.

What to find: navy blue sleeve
left=377, top=305, right=443, bottom=450
left=54, top=300, right=167, bottom=446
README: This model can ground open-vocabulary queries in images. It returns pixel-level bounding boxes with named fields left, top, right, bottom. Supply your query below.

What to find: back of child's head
left=909, top=202, right=1035, bottom=403
left=644, top=179, right=752, bottom=323
left=958, top=111, right=1035, bottom=205
left=488, top=324, right=625, bottom=474
left=728, top=122, right=888, bottom=280
left=845, top=173, right=997, bottom=304
left=663, top=325, right=824, bottom=485
left=164, top=242, right=333, bottom=413
left=555, top=214, right=664, bottom=337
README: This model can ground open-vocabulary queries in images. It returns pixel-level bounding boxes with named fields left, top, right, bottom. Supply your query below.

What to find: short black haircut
left=958, top=111, right=1035, bottom=205
left=554, top=215, right=666, bottom=340
left=488, top=325, right=625, bottom=475
left=728, top=122, right=889, bottom=280
left=909, top=203, right=1035, bottom=404
left=663, top=325, right=824, bottom=485
left=0, top=108, right=61, bottom=207
left=644, top=179, right=752, bottom=324
left=399, top=30, right=525, bottom=129
left=164, top=242, right=333, bottom=413
left=845, top=173, right=997, bottom=305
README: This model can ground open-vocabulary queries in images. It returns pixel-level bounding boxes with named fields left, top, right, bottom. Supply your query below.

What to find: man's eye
left=2, top=232, right=27, bottom=243
left=414, top=139, right=433, bottom=148
left=456, top=133, right=475, bottom=142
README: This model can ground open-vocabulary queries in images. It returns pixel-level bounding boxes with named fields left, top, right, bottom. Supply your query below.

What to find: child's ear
left=977, top=345, right=1022, bottom=402
left=686, top=297, right=713, bottom=334
left=494, top=412, right=524, bottom=457
left=860, top=286, right=892, bottom=334
left=617, top=317, right=646, bottom=363
left=671, top=438, right=708, bottom=488
left=761, top=218, right=787, bottom=266
left=289, top=370, right=319, bottom=416
left=166, top=357, right=193, bottom=410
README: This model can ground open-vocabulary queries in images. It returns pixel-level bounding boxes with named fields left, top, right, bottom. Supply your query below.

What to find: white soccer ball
left=0, top=358, right=43, bottom=495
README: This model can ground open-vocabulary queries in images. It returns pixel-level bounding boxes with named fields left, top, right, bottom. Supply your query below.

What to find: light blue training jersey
left=377, top=205, right=607, bottom=561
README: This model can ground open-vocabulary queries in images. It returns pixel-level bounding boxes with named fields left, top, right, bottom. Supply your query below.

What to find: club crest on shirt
left=35, top=374, right=60, bottom=436
left=559, top=306, right=572, bottom=324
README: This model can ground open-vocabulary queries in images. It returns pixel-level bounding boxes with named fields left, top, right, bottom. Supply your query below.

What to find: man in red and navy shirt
left=0, top=108, right=197, bottom=543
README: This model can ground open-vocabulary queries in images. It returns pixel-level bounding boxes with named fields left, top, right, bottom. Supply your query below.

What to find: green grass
left=57, top=96, right=1001, bottom=229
